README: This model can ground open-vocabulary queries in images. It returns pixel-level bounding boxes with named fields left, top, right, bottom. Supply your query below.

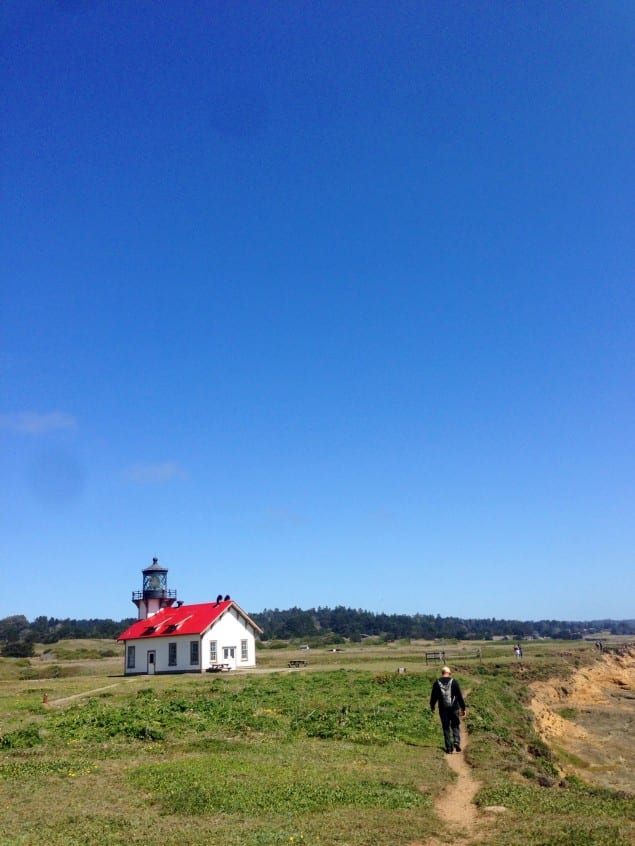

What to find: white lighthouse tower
left=132, top=557, right=178, bottom=620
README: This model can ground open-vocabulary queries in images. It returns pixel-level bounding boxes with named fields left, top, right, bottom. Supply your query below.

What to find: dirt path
left=414, top=705, right=502, bottom=846
left=433, top=730, right=480, bottom=835
left=44, top=677, right=142, bottom=707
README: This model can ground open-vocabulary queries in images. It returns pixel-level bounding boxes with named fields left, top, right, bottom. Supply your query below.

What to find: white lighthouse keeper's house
left=117, top=558, right=263, bottom=675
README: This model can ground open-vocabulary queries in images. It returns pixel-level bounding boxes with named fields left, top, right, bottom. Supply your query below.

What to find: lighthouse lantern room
left=132, top=557, right=178, bottom=620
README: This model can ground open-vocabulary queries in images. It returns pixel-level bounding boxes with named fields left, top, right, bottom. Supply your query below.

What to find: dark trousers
left=439, top=707, right=461, bottom=751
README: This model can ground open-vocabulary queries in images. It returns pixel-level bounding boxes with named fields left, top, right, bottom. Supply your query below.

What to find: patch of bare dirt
left=434, top=739, right=480, bottom=834
left=415, top=715, right=493, bottom=846
left=529, top=646, right=635, bottom=792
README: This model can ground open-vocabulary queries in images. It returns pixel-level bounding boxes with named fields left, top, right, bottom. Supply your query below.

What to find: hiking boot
left=454, top=743, right=461, bottom=752
left=445, top=748, right=453, bottom=754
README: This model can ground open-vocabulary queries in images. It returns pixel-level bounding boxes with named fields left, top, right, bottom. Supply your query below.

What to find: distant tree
left=0, top=615, right=29, bottom=642
left=2, top=640, right=34, bottom=658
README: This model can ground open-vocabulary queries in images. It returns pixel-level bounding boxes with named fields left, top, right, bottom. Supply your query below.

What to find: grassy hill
left=0, top=639, right=633, bottom=845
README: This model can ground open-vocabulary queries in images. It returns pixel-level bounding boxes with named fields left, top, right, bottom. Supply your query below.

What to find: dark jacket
left=430, top=676, right=465, bottom=712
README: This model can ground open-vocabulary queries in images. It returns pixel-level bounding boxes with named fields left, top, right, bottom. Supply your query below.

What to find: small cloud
left=125, top=461, right=187, bottom=484
left=0, top=411, right=77, bottom=434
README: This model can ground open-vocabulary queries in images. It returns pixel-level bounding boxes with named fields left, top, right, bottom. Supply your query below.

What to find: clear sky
left=1, top=2, right=633, bottom=623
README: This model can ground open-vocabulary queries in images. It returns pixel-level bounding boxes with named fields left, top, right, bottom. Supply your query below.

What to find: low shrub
left=0, top=724, right=41, bottom=748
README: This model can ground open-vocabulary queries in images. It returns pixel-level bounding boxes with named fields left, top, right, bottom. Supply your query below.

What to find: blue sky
left=2, top=1, right=633, bottom=623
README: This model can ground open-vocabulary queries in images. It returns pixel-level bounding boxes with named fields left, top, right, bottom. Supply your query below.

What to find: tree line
left=250, top=607, right=635, bottom=642
left=1, top=609, right=634, bottom=656
left=0, top=615, right=136, bottom=655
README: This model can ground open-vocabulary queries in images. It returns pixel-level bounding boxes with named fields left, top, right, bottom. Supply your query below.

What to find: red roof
left=117, top=600, right=262, bottom=641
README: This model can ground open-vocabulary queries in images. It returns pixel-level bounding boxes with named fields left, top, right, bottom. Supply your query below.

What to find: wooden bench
left=288, top=659, right=307, bottom=668
left=425, top=648, right=481, bottom=664
left=207, top=663, right=231, bottom=672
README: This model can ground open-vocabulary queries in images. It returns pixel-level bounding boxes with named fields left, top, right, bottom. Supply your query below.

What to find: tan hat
left=441, top=666, right=451, bottom=675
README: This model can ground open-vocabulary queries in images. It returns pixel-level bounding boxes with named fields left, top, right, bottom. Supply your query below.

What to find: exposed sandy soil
left=529, top=646, right=635, bottom=793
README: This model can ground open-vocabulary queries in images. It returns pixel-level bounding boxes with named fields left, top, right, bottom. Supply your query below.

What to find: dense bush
left=2, top=640, right=35, bottom=658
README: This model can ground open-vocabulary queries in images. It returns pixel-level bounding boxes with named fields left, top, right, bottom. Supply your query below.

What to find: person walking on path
left=430, top=666, right=466, bottom=754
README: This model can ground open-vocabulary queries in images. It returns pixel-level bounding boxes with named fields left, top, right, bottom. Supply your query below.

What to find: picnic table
left=207, top=663, right=231, bottom=672
left=288, top=659, right=307, bottom=668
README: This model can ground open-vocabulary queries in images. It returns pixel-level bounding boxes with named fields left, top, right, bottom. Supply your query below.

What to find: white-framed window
left=168, top=642, right=177, bottom=666
left=210, top=640, right=217, bottom=662
left=190, top=640, right=199, bottom=665
left=240, top=639, right=248, bottom=661
left=127, top=645, right=135, bottom=668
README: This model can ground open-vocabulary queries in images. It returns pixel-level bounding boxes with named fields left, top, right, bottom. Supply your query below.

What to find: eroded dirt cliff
left=529, top=646, right=635, bottom=792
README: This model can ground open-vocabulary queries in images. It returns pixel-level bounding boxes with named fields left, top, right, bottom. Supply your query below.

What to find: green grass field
left=1, top=639, right=633, bottom=845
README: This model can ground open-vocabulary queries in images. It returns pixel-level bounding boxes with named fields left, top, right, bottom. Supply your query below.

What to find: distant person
left=430, top=666, right=466, bottom=754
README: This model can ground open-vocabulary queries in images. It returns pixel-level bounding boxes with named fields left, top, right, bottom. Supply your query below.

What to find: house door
left=147, top=650, right=156, bottom=675
left=223, top=646, right=236, bottom=669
